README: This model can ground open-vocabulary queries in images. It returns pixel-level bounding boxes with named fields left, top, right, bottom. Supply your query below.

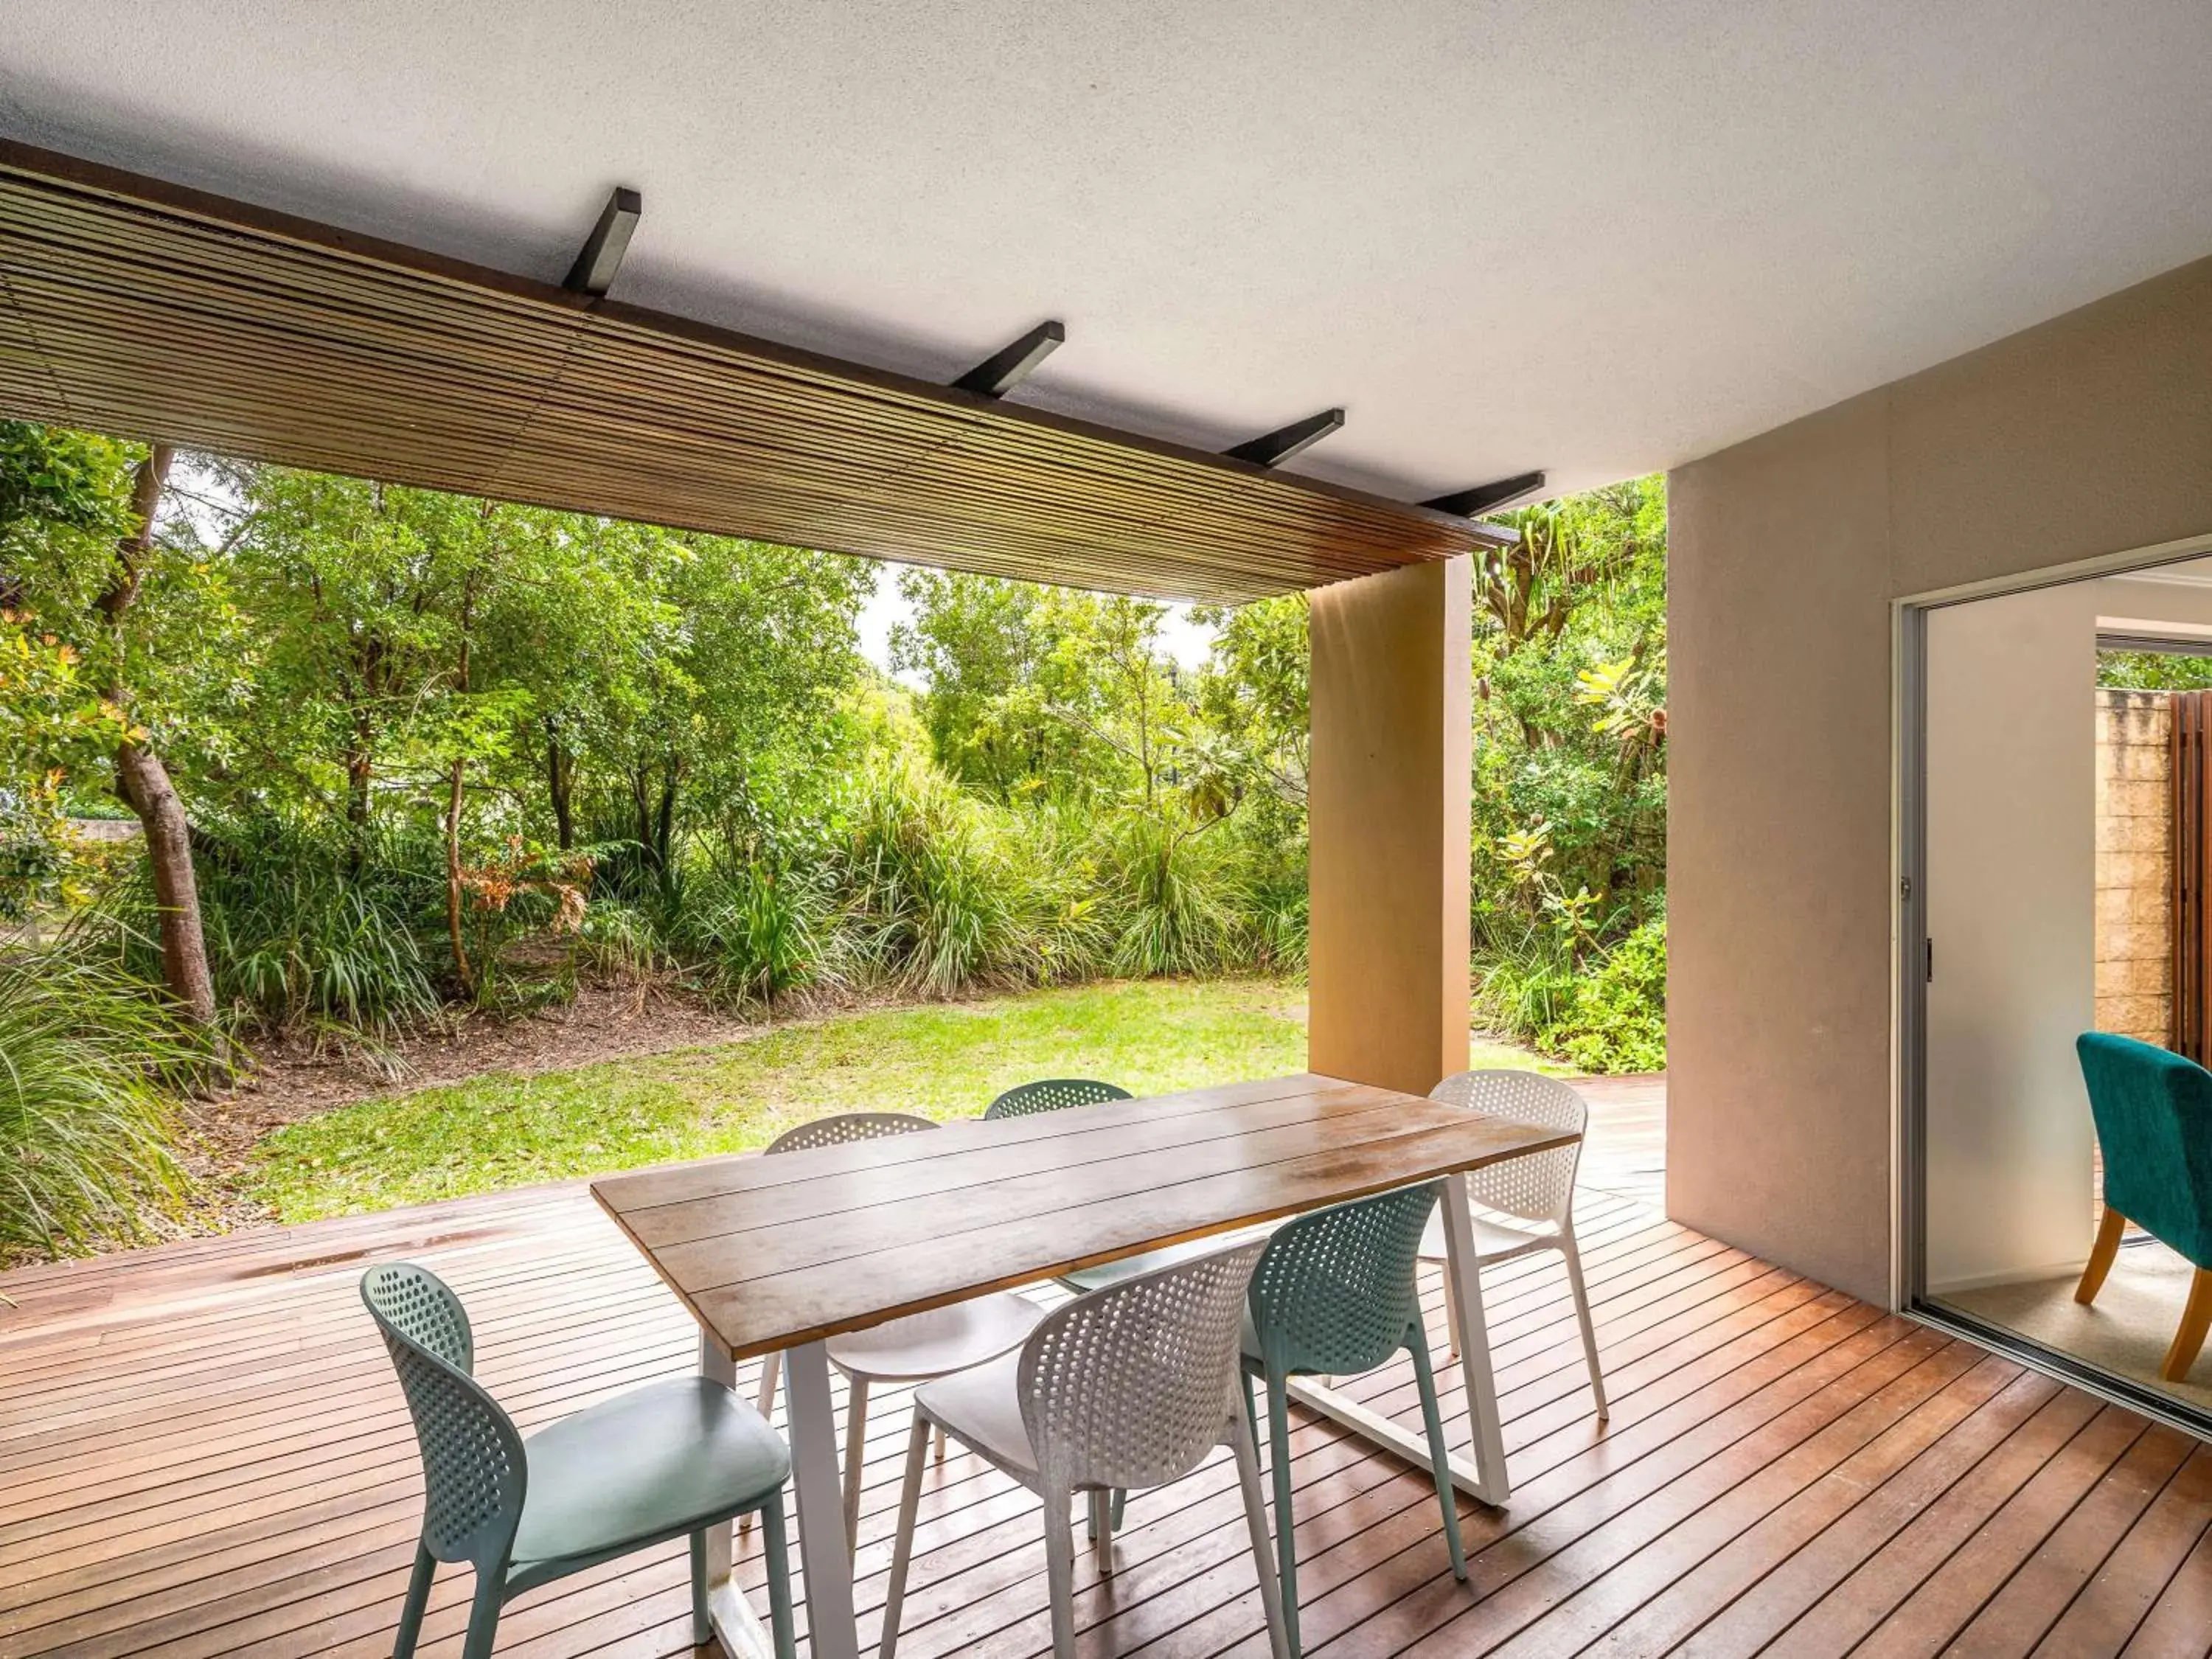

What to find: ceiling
left=5, top=2, right=2212, bottom=504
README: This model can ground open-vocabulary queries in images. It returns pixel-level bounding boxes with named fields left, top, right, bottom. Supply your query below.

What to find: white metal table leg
left=785, top=1338, right=861, bottom=1659
left=1439, top=1172, right=1512, bottom=1504
left=699, top=1332, right=779, bottom=1658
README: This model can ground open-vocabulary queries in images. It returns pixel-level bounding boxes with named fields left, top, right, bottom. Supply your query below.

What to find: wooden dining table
left=591, top=1071, right=1576, bottom=1659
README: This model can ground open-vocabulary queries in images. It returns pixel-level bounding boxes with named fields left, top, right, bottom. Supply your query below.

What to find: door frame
left=1894, top=530, right=2212, bottom=1436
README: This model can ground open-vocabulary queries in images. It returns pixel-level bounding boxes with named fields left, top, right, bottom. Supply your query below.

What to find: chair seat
left=914, top=1350, right=1043, bottom=1484
left=1058, top=1222, right=1281, bottom=1294
left=1419, top=1209, right=1561, bottom=1265
left=509, top=1377, right=789, bottom=1579
left=825, top=1292, right=1046, bottom=1382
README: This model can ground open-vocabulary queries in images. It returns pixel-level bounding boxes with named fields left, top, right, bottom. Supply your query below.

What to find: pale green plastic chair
left=1242, top=1184, right=1467, bottom=1658
left=983, top=1077, right=1133, bottom=1118
left=362, top=1262, right=798, bottom=1659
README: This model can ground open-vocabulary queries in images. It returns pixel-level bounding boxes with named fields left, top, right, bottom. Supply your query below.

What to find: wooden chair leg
left=2076, top=1208, right=2127, bottom=1305
left=2163, top=1267, right=2212, bottom=1382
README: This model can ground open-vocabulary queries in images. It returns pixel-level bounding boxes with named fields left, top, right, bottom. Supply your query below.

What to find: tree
left=0, top=424, right=221, bottom=1024
left=1470, top=475, right=1667, bottom=935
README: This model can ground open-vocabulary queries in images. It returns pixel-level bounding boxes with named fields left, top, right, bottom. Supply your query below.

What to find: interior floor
left=1941, top=1234, right=2212, bottom=1417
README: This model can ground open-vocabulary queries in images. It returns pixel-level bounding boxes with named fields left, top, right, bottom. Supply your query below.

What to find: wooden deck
left=4, top=1077, right=2211, bottom=1659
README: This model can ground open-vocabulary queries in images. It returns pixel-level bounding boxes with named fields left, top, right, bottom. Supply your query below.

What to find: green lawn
left=246, top=976, right=1559, bottom=1222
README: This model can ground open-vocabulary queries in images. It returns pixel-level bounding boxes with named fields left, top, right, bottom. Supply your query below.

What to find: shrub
left=179, top=826, right=442, bottom=1034
left=843, top=759, right=1033, bottom=994
left=1536, top=914, right=1666, bottom=1074
left=675, top=858, right=839, bottom=1005
left=1099, top=817, right=1245, bottom=978
left=0, top=940, right=196, bottom=1256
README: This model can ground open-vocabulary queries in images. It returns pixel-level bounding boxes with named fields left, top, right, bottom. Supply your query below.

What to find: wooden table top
left=590, top=1071, right=1576, bottom=1360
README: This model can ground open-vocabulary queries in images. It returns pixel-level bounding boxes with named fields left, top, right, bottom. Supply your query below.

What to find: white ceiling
left=6, top=2, right=2212, bottom=503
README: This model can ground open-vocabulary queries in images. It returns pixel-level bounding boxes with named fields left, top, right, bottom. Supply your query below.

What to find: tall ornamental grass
left=0, top=944, right=195, bottom=1255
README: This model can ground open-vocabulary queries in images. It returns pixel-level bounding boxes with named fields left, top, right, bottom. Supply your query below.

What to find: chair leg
left=742, top=1350, right=782, bottom=1537
left=1231, top=1399, right=1293, bottom=1659
left=1043, top=1481, right=1080, bottom=1659
left=2078, top=1209, right=2127, bottom=1305
left=1265, top=1370, right=1302, bottom=1659
left=1090, top=1489, right=1115, bottom=1573
left=758, top=1492, right=799, bottom=1659
left=842, top=1376, right=869, bottom=1557
left=1405, top=1324, right=1466, bottom=1582
left=1559, top=1229, right=1609, bottom=1420
left=933, top=1422, right=947, bottom=1462
left=392, top=1541, right=434, bottom=1659
left=689, top=1528, right=710, bottom=1649
left=2164, top=1267, right=2212, bottom=1382
left=458, top=1567, right=503, bottom=1659
left=879, top=1416, right=933, bottom=1659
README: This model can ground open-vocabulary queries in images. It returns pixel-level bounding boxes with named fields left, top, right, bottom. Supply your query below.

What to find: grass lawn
left=246, top=975, right=1560, bottom=1222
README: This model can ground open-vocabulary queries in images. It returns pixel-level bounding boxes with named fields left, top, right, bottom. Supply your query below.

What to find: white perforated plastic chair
left=1420, top=1070, right=1608, bottom=1418
left=880, top=1239, right=1290, bottom=1659
left=748, top=1111, right=1046, bottom=1554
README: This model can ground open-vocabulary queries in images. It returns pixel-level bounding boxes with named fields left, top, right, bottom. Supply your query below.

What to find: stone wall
left=2095, top=689, right=2171, bottom=1045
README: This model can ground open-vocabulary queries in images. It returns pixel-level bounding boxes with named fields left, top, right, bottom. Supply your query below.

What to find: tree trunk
left=654, top=769, right=678, bottom=875
left=546, top=723, right=574, bottom=851
left=100, top=445, right=218, bottom=1029
left=115, top=742, right=218, bottom=1026
left=445, top=757, right=472, bottom=998
left=445, top=581, right=476, bottom=997
left=631, top=766, right=660, bottom=874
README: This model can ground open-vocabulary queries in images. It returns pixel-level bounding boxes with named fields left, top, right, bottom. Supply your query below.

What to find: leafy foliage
left=0, top=931, right=197, bottom=1256
left=1, top=416, right=1674, bottom=1262
left=1470, top=476, right=1668, bottom=1070
left=2098, top=649, right=2212, bottom=691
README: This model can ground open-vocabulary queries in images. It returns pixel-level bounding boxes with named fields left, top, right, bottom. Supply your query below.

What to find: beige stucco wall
left=1307, top=557, right=1472, bottom=1096
left=2096, top=689, right=2171, bottom=1047
left=1668, top=254, right=2212, bottom=1306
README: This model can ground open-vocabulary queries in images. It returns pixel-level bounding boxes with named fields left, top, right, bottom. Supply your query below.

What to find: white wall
left=1924, top=582, right=2097, bottom=1293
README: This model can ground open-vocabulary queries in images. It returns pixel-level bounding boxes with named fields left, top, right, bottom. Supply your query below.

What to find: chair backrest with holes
left=1018, top=1237, right=1266, bottom=1494
left=1248, top=1183, right=1439, bottom=1377
left=361, top=1262, right=526, bottom=1572
left=1429, top=1070, right=1587, bottom=1226
left=763, top=1111, right=936, bottom=1155
left=983, top=1078, right=1133, bottom=1119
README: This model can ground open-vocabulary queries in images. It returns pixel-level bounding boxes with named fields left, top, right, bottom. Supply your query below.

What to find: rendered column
left=1307, top=556, right=1472, bottom=1096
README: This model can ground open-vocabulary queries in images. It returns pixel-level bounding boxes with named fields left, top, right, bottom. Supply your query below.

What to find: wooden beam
left=1425, top=470, right=1547, bottom=518
left=563, top=186, right=641, bottom=296
left=1225, top=407, right=1344, bottom=467
left=951, top=320, right=1064, bottom=397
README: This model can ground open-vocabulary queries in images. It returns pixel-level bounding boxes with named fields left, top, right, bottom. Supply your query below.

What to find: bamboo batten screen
left=2172, top=691, right=2212, bottom=1063
left=0, top=140, right=1506, bottom=605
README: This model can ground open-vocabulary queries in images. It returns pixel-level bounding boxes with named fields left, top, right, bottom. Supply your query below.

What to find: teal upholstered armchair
left=2074, top=1032, right=2212, bottom=1381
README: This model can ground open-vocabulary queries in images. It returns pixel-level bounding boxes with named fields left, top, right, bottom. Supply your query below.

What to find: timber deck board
left=4, top=1076, right=2210, bottom=1658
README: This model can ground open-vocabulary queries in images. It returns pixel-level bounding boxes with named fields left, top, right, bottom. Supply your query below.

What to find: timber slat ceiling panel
left=0, top=142, right=1502, bottom=602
